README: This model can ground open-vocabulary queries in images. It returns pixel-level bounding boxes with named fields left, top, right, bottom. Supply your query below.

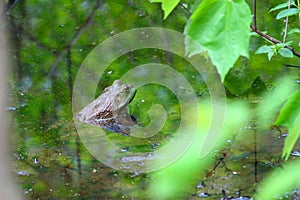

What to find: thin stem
left=283, top=0, right=291, bottom=43
left=254, top=127, right=257, bottom=183
left=298, top=0, right=300, bottom=22
left=179, top=2, right=191, bottom=15
left=284, top=64, right=300, bottom=68
left=253, top=0, right=257, bottom=30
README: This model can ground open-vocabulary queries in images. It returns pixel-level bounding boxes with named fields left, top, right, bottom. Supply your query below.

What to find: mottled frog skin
left=77, top=80, right=137, bottom=135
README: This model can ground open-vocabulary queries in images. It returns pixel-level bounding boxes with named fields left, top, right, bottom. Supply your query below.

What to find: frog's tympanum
left=77, top=80, right=137, bottom=135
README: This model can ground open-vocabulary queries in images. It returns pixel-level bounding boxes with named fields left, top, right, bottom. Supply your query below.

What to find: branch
left=179, top=2, right=191, bottom=15
left=250, top=25, right=300, bottom=58
left=253, top=0, right=257, bottom=30
left=283, top=0, right=291, bottom=43
left=48, top=0, right=102, bottom=76
left=284, top=64, right=300, bottom=68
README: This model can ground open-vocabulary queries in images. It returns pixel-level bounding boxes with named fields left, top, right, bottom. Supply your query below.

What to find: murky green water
left=7, top=0, right=300, bottom=199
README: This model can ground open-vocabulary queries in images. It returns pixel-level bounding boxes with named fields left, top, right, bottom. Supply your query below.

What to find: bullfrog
left=77, top=80, right=137, bottom=135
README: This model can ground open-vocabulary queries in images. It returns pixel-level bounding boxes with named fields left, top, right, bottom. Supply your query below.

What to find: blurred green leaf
left=185, top=0, right=251, bottom=82
left=269, top=2, right=289, bottom=12
left=278, top=48, right=294, bottom=58
left=268, top=50, right=275, bottom=61
left=150, top=0, right=180, bottom=19
left=274, top=90, right=300, bottom=160
left=276, top=41, right=293, bottom=48
left=275, top=90, right=300, bottom=127
left=276, top=8, right=300, bottom=19
left=282, top=113, right=300, bottom=160
left=257, top=75, right=297, bottom=128
left=150, top=100, right=250, bottom=199
left=255, top=160, right=300, bottom=199
left=288, top=28, right=300, bottom=34
left=255, top=45, right=271, bottom=54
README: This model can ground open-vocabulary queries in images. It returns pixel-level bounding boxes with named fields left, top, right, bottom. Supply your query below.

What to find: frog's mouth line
left=128, top=89, right=137, bottom=104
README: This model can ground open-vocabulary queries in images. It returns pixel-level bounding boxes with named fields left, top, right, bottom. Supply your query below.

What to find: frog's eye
left=124, top=85, right=130, bottom=92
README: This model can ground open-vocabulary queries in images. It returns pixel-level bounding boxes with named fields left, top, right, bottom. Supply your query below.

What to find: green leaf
left=288, top=28, right=300, bottom=34
left=255, top=45, right=271, bottom=54
left=269, top=2, right=289, bottom=12
left=275, top=90, right=300, bottom=160
left=276, top=8, right=300, bottom=19
left=284, top=41, right=293, bottom=46
left=258, top=44, right=277, bottom=60
left=150, top=0, right=180, bottom=19
left=186, top=0, right=251, bottom=82
left=275, top=90, right=300, bottom=127
left=255, top=160, right=300, bottom=199
left=268, top=50, right=275, bottom=61
left=184, top=19, right=206, bottom=57
left=276, top=41, right=293, bottom=48
left=282, top=114, right=300, bottom=160
left=278, top=48, right=294, bottom=58
left=257, top=75, right=297, bottom=129
left=275, top=43, right=284, bottom=49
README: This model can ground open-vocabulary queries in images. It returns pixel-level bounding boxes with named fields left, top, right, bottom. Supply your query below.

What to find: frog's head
left=112, top=80, right=137, bottom=110
left=77, top=80, right=136, bottom=122
left=76, top=80, right=137, bottom=133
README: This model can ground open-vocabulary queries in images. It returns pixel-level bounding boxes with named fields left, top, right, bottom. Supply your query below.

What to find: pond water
left=4, top=0, right=300, bottom=199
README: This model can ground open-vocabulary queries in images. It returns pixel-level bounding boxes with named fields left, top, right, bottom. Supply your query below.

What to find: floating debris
left=33, top=157, right=39, bottom=164
left=6, top=106, right=17, bottom=111
left=291, top=151, right=300, bottom=157
left=16, top=171, right=30, bottom=176
left=120, top=147, right=129, bottom=152
left=196, top=181, right=205, bottom=189
left=137, top=10, right=147, bottom=18
left=198, top=192, right=210, bottom=198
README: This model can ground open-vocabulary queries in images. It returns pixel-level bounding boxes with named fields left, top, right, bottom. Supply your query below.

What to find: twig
left=48, top=0, right=102, bottom=76
left=250, top=25, right=300, bottom=58
left=298, top=0, right=300, bottom=21
left=179, top=2, right=191, bottom=15
left=254, top=123, right=257, bottom=183
left=250, top=25, right=282, bottom=44
left=206, top=152, right=229, bottom=178
left=283, top=0, right=291, bottom=43
left=253, top=0, right=257, bottom=30
left=284, top=64, right=300, bottom=68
